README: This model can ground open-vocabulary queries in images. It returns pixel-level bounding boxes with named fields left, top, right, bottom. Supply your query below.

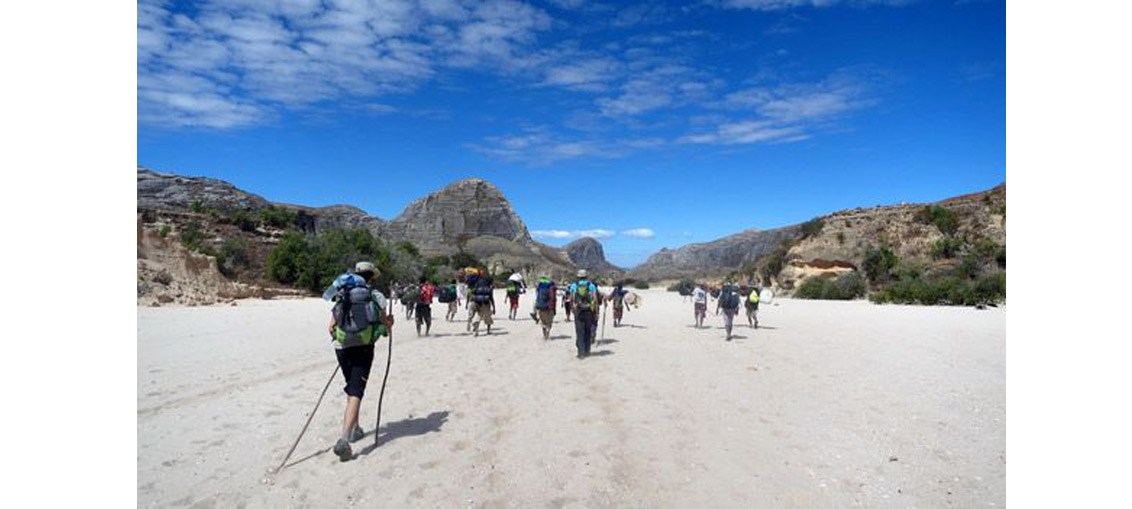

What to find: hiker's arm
left=328, top=313, right=337, bottom=336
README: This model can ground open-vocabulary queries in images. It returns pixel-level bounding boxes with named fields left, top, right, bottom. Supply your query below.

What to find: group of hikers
left=689, top=281, right=764, bottom=341
left=322, top=261, right=764, bottom=461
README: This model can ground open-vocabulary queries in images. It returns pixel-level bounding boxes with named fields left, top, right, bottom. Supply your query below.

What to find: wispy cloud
left=532, top=228, right=617, bottom=240
left=138, top=0, right=555, bottom=128
left=531, top=230, right=575, bottom=239
left=681, top=69, right=877, bottom=145
left=579, top=229, right=616, bottom=239
left=621, top=228, right=656, bottom=238
left=470, top=126, right=663, bottom=164
left=717, top=0, right=914, bottom=10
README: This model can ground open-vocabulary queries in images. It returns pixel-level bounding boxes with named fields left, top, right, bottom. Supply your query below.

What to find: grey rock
left=564, top=237, right=623, bottom=275
left=628, top=226, right=799, bottom=281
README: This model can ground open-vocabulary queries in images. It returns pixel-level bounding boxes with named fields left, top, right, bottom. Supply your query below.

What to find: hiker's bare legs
left=341, top=395, right=361, bottom=440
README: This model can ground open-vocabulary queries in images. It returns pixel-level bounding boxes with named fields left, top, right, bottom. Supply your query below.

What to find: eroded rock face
left=628, top=226, right=799, bottom=281
left=137, top=167, right=272, bottom=212
left=384, top=179, right=530, bottom=251
left=564, top=237, right=622, bottom=275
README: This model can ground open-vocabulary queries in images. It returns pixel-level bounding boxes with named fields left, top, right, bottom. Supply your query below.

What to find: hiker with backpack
left=562, top=285, right=573, bottom=322
left=399, top=282, right=419, bottom=320
left=505, top=275, right=524, bottom=320
left=692, top=282, right=709, bottom=328
left=468, top=270, right=496, bottom=337
left=415, top=276, right=436, bottom=336
left=325, top=261, right=394, bottom=461
left=610, top=282, right=630, bottom=327
left=716, top=280, right=742, bottom=341
left=441, top=278, right=460, bottom=322
left=745, top=283, right=760, bottom=329
left=529, top=276, right=557, bottom=339
left=568, top=269, right=599, bottom=358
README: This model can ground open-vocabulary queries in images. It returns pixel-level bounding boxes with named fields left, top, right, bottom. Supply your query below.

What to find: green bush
left=226, top=209, right=257, bottom=232
left=632, top=280, right=650, bottom=290
left=930, top=237, right=965, bottom=259
left=996, top=246, right=1006, bottom=268
left=159, top=225, right=171, bottom=238
left=915, top=205, right=959, bottom=235
left=800, top=217, right=825, bottom=239
left=259, top=206, right=300, bottom=229
left=395, top=241, right=421, bottom=258
left=795, top=272, right=866, bottom=300
left=667, top=279, right=695, bottom=295
left=266, top=228, right=396, bottom=293
left=180, top=222, right=206, bottom=251
left=189, top=200, right=206, bottom=214
left=449, top=252, right=482, bottom=270
left=869, top=270, right=1005, bottom=306
left=862, top=245, right=898, bottom=283
left=218, top=238, right=250, bottom=277
left=761, top=244, right=790, bottom=283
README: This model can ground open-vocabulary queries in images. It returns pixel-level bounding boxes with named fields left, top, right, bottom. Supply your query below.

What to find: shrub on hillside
left=266, top=228, right=398, bottom=293
left=862, top=245, right=898, bottom=283
left=930, top=237, right=965, bottom=259
left=632, top=280, right=650, bottom=290
left=800, top=217, right=825, bottom=239
left=869, top=271, right=1005, bottom=306
left=667, top=279, right=695, bottom=295
left=795, top=272, right=866, bottom=300
left=259, top=206, right=300, bottom=229
left=179, top=222, right=206, bottom=251
left=915, top=205, right=959, bottom=235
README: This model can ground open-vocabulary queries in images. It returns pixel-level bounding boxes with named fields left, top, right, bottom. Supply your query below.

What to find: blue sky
left=138, top=0, right=1005, bottom=267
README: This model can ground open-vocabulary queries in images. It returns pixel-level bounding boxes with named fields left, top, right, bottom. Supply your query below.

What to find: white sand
left=138, top=289, right=1004, bottom=507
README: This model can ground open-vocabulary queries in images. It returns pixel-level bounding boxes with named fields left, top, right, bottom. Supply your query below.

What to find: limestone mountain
left=628, top=226, right=800, bottom=282
left=138, top=167, right=273, bottom=211
left=768, top=183, right=1006, bottom=291
left=384, top=178, right=530, bottom=250
left=137, top=167, right=579, bottom=305
left=563, top=237, right=623, bottom=276
left=628, top=183, right=1006, bottom=295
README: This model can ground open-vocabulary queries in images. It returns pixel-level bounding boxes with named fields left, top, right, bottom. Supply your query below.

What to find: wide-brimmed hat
left=576, top=269, right=588, bottom=278
left=355, top=261, right=378, bottom=275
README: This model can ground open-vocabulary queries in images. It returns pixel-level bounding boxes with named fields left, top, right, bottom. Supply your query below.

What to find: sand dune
left=137, top=289, right=1004, bottom=507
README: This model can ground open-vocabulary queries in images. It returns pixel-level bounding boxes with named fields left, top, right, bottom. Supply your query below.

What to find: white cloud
left=137, top=0, right=555, bottom=128
left=531, top=228, right=617, bottom=240
left=718, top=0, right=913, bottom=10
left=532, top=230, right=575, bottom=239
left=682, top=70, right=875, bottom=145
left=621, top=228, right=655, bottom=238
left=578, top=229, right=616, bottom=239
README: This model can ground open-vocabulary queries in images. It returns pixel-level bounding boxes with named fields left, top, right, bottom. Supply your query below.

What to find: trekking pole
left=270, top=364, right=340, bottom=474
left=373, top=324, right=394, bottom=446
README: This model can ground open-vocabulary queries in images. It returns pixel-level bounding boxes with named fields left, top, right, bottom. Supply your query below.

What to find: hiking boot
left=349, top=425, right=364, bottom=442
left=333, top=438, right=353, bottom=462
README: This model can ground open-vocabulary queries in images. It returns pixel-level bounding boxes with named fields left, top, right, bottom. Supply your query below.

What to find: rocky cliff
left=564, top=237, right=623, bottom=276
left=384, top=178, right=530, bottom=251
left=137, top=167, right=272, bottom=211
left=137, top=168, right=580, bottom=304
left=628, top=226, right=800, bottom=282
left=772, top=184, right=1006, bottom=290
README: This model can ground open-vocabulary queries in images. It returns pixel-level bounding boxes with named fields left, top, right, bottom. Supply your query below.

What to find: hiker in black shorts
left=326, top=261, right=393, bottom=461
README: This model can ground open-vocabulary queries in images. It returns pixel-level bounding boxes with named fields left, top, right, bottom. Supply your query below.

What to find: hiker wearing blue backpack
left=716, top=280, right=742, bottom=341
left=568, top=269, right=599, bottom=358
left=325, top=261, right=394, bottom=461
left=529, top=276, right=557, bottom=339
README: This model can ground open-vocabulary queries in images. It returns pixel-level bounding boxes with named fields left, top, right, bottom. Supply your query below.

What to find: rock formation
left=563, top=237, right=623, bottom=276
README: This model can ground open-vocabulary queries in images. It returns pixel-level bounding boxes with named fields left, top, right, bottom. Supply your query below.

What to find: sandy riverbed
left=137, top=288, right=1004, bottom=507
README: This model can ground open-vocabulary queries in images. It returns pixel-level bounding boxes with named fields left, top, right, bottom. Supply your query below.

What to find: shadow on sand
left=594, top=338, right=619, bottom=346
left=357, top=410, right=451, bottom=455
